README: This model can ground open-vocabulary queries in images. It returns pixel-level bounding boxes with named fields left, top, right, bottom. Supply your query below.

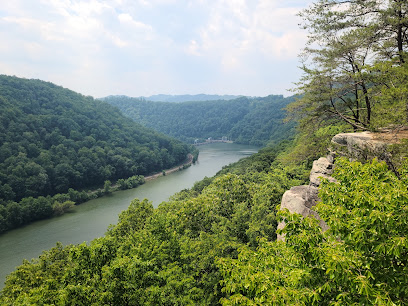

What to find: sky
left=0, top=0, right=313, bottom=98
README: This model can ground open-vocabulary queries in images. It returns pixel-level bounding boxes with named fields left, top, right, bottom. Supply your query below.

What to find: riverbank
left=194, top=140, right=233, bottom=146
left=88, top=153, right=195, bottom=195
left=0, top=153, right=197, bottom=237
left=145, top=153, right=194, bottom=182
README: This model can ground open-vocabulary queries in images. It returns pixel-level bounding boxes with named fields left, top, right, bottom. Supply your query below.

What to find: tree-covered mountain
left=142, top=94, right=243, bottom=103
left=0, top=75, right=192, bottom=222
left=102, top=95, right=295, bottom=146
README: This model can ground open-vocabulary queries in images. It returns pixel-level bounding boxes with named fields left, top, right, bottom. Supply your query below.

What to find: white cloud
left=188, top=0, right=307, bottom=62
left=117, top=13, right=154, bottom=43
left=138, top=0, right=178, bottom=6
left=0, top=0, right=312, bottom=97
left=118, top=13, right=152, bottom=31
left=186, top=39, right=201, bottom=56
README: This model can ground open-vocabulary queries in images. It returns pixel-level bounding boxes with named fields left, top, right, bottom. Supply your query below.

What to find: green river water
left=0, top=143, right=258, bottom=288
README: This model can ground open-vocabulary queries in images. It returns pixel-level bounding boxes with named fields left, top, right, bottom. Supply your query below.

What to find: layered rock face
left=331, top=132, right=389, bottom=161
left=277, top=131, right=395, bottom=241
left=277, top=157, right=333, bottom=241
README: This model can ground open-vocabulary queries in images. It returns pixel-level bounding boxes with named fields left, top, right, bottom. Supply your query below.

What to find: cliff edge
left=277, top=130, right=406, bottom=241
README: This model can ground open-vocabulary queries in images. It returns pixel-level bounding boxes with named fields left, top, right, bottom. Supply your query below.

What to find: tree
left=376, top=0, right=408, bottom=63
left=103, top=180, right=112, bottom=195
left=368, top=57, right=408, bottom=127
left=52, top=200, right=75, bottom=216
left=291, top=0, right=408, bottom=131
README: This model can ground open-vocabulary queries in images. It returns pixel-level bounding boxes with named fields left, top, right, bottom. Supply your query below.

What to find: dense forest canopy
left=2, top=0, right=408, bottom=304
left=102, top=95, right=295, bottom=146
left=0, top=141, right=309, bottom=305
left=0, top=75, right=192, bottom=232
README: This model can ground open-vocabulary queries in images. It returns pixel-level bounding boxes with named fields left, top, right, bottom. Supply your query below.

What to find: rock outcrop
left=277, top=131, right=406, bottom=242
left=331, top=132, right=388, bottom=161
left=277, top=156, right=333, bottom=241
left=309, top=157, right=337, bottom=187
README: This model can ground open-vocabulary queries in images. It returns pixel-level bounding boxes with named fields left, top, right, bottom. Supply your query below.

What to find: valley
left=1, top=0, right=408, bottom=303
left=0, top=143, right=258, bottom=289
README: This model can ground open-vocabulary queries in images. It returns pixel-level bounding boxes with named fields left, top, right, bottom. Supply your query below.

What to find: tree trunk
left=395, top=0, right=405, bottom=63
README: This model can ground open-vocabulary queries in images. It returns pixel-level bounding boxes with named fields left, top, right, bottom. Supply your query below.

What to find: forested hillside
left=0, top=75, right=192, bottom=232
left=1, top=0, right=408, bottom=304
left=102, top=95, right=295, bottom=146
left=2, top=132, right=408, bottom=304
left=0, top=141, right=309, bottom=305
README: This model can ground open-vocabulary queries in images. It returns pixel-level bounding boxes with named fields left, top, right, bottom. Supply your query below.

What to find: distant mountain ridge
left=104, top=94, right=245, bottom=103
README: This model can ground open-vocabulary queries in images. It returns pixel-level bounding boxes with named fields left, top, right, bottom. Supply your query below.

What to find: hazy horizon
left=0, top=1, right=313, bottom=98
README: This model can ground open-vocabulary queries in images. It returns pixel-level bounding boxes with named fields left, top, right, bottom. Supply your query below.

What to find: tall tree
left=291, top=0, right=408, bottom=130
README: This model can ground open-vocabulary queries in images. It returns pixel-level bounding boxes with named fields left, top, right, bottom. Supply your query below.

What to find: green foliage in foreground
left=0, top=147, right=303, bottom=305
left=219, top=158, right=408, bottom=305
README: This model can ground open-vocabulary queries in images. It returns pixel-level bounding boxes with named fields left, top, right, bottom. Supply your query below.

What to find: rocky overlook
left=277, top=130, right=408, bottom=241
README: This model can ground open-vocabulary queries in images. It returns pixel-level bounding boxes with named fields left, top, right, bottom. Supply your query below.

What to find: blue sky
left=0, top=0, right=312, bottom=98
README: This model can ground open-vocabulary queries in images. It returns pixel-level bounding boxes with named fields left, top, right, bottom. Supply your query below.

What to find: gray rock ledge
left=277, top=156, right=332, bottom=241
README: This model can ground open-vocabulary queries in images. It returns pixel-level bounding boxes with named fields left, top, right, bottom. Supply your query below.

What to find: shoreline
left=193, top=140, right=233, bottom=146
left=144, top=153, right=194, bottom=182
left=88, top=153, right=195, bottom=194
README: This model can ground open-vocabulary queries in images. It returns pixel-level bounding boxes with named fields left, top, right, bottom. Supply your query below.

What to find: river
left=0, top=143, right=258, bottom=288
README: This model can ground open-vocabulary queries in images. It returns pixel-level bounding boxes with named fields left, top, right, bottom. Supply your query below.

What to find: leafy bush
left=219, top=158, right=408, bottom=305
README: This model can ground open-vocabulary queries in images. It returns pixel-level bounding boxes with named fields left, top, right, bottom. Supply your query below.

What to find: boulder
left=280, top=185, right=316, bottom=216
left=277, top=184, right=328, bottom=241
left=309, top=157, right=336, bottom=187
